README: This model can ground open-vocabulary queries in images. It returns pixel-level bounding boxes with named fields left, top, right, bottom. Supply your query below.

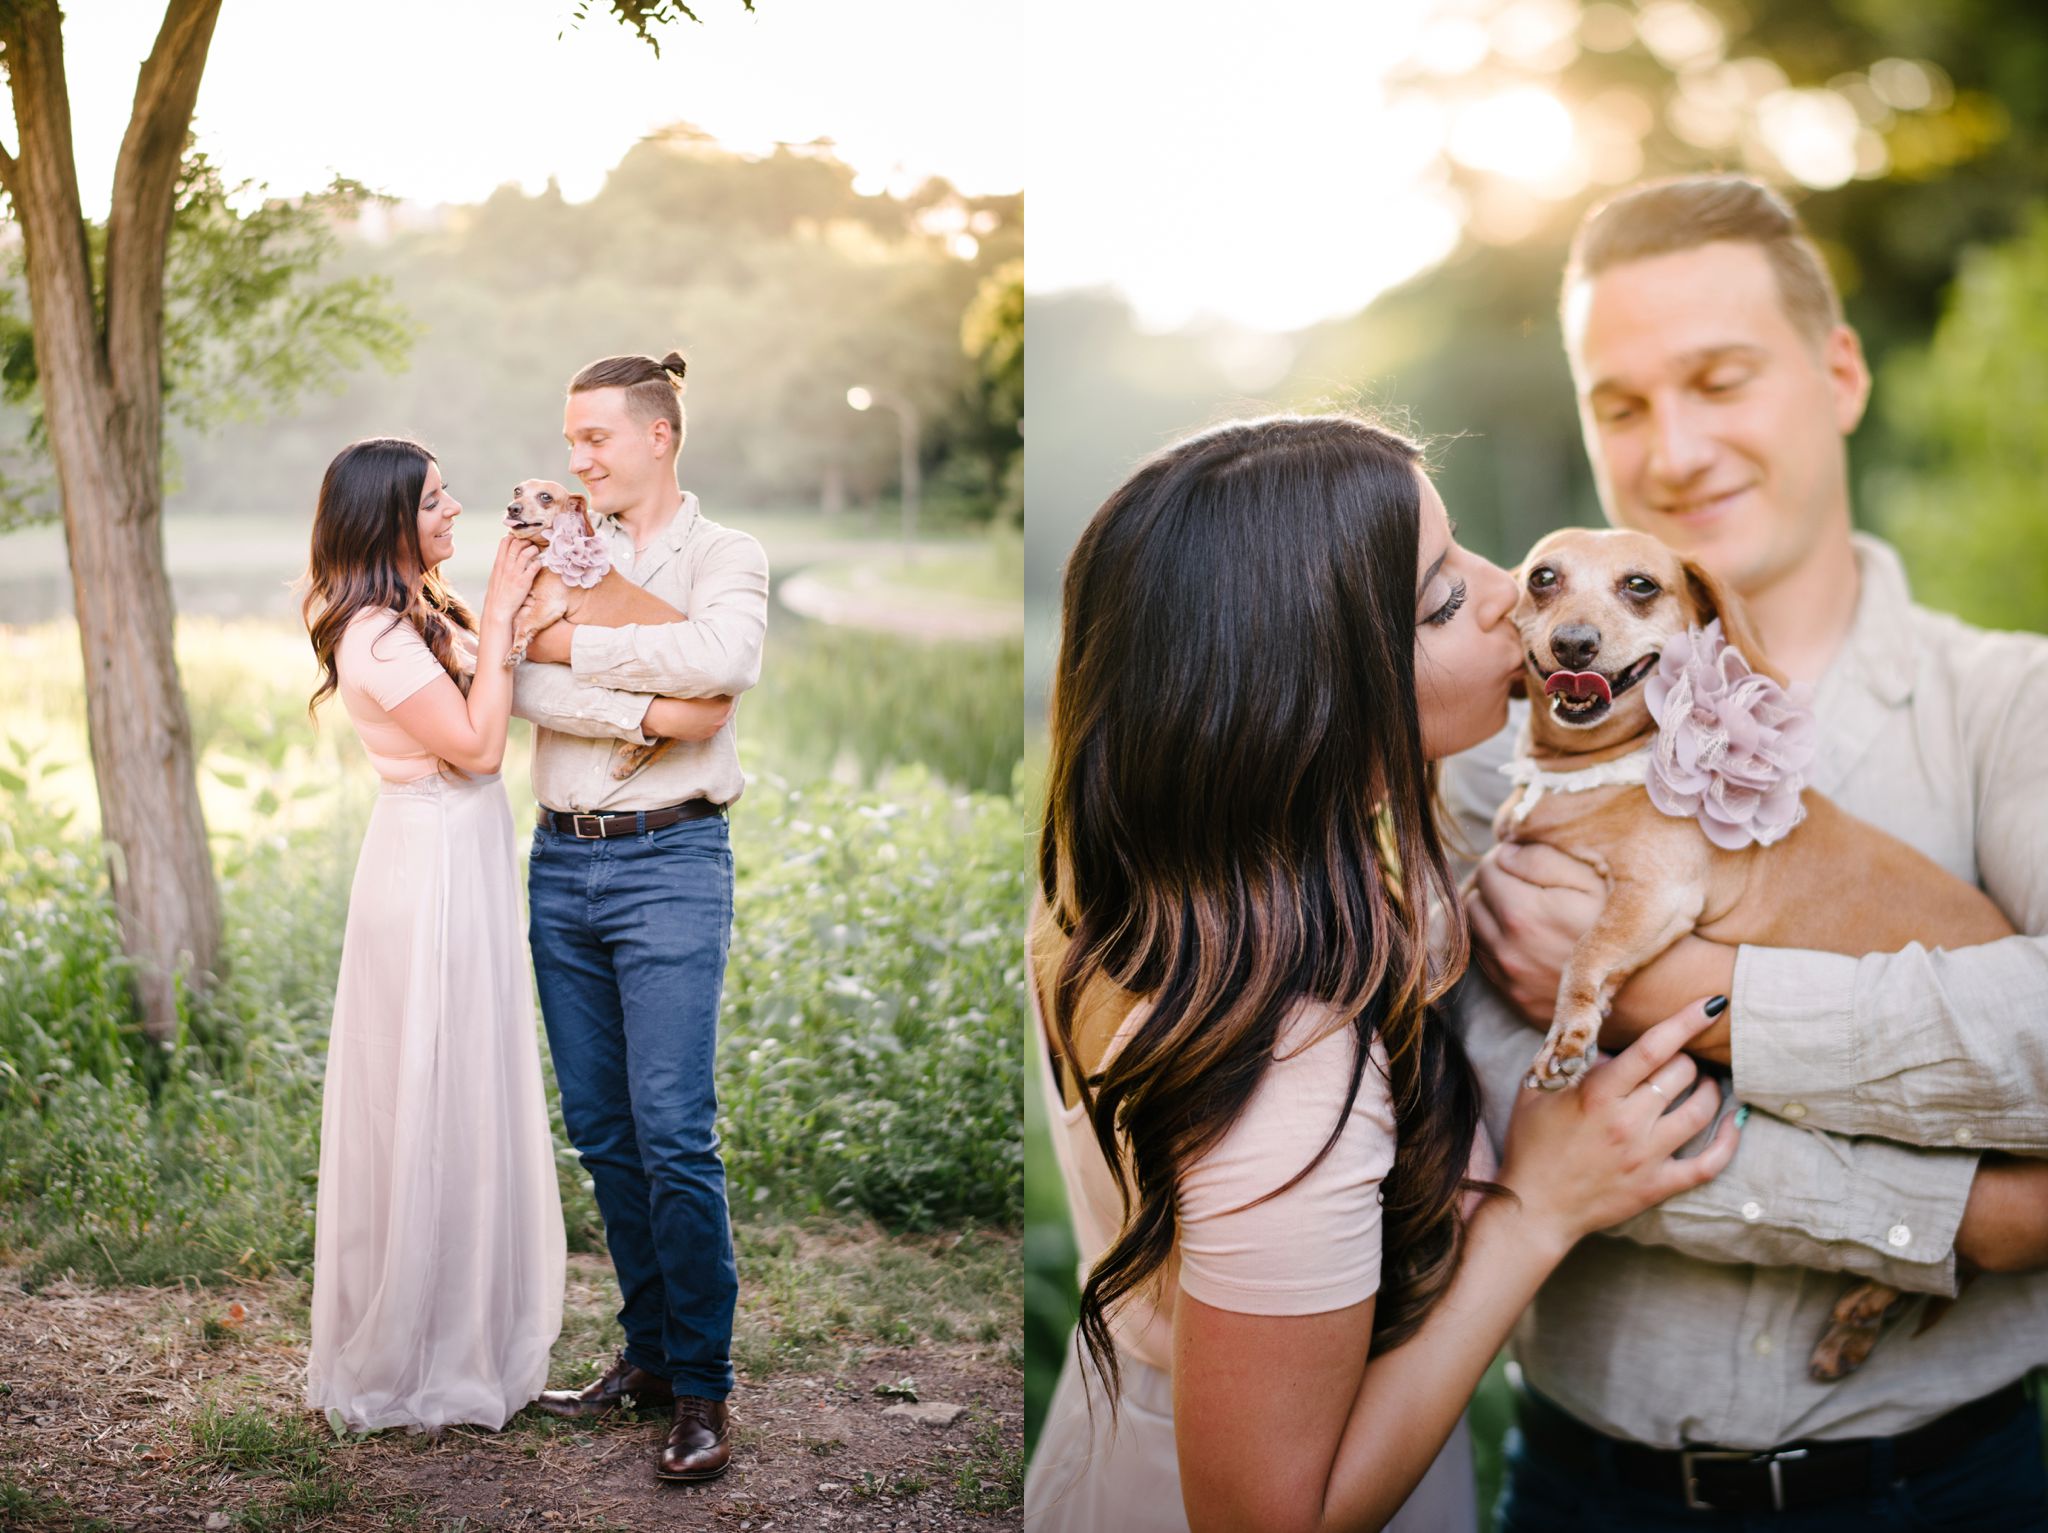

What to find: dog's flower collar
left=539, top=512, right=610, bottom=589
left=1644, top=620, right=1816, bottom=850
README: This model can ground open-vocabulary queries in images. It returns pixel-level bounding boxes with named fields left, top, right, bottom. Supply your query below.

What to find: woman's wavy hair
left=302, top=436, right=475, bottom=720
left=1038, top=412, right=1499, bottom=1410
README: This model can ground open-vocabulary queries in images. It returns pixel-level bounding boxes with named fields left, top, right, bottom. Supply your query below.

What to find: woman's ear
left=1680, top=556, right=1787, bottom=686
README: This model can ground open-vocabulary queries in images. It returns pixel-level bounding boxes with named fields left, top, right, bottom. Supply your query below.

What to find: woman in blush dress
left=1025, top=414, right=1743, bottom=1532
left=299, top=436, right=564, bottom=1433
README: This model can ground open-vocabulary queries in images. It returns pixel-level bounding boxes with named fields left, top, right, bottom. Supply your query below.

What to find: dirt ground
left=0, top=1238, right=1022, bottom=1532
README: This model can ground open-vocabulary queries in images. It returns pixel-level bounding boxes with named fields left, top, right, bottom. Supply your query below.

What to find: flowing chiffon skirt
left=306, top=770, right=566, bottom=1432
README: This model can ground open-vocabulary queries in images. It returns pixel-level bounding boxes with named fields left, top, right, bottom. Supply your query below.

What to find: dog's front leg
left=505, top=581, right=572, bottom=667
left=1529, top=879, right=1705, bottom=1089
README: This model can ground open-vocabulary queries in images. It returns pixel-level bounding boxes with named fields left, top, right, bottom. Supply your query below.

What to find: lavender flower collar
left=539, top=512, right=611, bottom=588
left=1503, top=621, right=1818, bottom=850
left=1644, top=620, right=1816, bottom=848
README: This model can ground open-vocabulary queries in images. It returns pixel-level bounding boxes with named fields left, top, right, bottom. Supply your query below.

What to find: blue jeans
left=527, top=813, right=738, bottom=1400
left=1496, top=1389, right=2048, bottom=1532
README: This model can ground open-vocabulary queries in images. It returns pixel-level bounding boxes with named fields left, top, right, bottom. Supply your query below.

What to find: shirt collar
left=600, top=489, right=699, bottom=554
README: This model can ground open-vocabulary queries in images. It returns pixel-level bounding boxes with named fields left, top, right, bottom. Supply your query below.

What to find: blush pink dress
left=1024, top=925, right=1479, bottom=1532
left=305, top=609, right=565, bottom=1432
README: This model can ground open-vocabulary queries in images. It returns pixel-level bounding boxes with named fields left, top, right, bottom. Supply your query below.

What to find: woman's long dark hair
left=1039, top=412, right=1498, bottom=1410
left=302, top=437, right=475, bottom=716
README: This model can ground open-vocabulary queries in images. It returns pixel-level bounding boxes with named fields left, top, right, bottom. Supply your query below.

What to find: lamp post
left=847, top=385, right=921, bottom=554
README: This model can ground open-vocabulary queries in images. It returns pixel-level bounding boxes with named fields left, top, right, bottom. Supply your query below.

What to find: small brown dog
left=502, top=478, right=682, bottom=780
left=1493, top=525, right=2012, bottom=1379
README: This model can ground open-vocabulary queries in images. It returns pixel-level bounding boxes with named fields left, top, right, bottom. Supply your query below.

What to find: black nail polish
left=1704, top=995, right=1728, bottom=1018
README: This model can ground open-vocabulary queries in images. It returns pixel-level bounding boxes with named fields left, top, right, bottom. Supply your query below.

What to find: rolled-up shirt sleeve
left=1610, top=1104, right=1978, bottom=1298
left=512, top=660, right=654, bottom=744
left=1453, top=972, right=1976, bottom=1294
left=569, top=531, right=769, bottom=699
left=1729, top=644, right=2048, bottom=1152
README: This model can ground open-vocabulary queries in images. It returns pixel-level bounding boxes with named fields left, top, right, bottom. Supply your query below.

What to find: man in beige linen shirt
left=1451, top=178, right=2048, bottom=1527
left=508, top=351, right=769, bottom=1487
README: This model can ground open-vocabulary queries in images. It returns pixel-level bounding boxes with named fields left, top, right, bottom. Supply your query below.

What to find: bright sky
left=15, top=0, right=1023, bottom=217
left=1029, top=0, right=1463, bottom=333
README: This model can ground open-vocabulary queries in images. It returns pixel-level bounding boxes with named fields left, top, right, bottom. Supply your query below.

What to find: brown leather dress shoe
left=656, top=1395, right=731, bottom=1482
left=532, top=1352, right=675, bottom=1420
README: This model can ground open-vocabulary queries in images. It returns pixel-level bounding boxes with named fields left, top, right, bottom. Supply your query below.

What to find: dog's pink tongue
left=1544, top=669, right=1613, bottom=703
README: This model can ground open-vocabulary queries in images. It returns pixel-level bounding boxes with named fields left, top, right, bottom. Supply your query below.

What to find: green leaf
left=0, top=766, right=24, bottom=794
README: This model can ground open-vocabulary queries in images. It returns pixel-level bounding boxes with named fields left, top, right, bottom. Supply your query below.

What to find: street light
left=846, top=384, right=921, bottom=553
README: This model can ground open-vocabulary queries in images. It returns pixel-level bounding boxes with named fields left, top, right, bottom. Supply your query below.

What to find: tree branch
left=103, top=0, right=222, bottom=419
left=0, top=1, right=102, bottom=395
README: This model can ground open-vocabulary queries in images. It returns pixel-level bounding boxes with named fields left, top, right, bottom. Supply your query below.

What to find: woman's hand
left=1499, top=997, right=1742, bottom=1254
left=481, top=536, right=542, bottom=634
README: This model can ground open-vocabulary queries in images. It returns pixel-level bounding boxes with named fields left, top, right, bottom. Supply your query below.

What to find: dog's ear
left=569, top=493, right=591, bottom=527
left=1679, top=556, right=1788, bottom=686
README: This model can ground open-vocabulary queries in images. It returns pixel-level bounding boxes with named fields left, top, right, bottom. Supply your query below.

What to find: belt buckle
left=571, top=813, right=606, bottom=839
left=1681, top=1447, right=1807, bottom=1512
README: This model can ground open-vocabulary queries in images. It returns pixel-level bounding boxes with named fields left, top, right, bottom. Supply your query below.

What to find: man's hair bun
left=660, top=350, right=688, bottom=382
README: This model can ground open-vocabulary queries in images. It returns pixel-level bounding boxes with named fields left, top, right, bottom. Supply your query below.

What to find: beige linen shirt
left=511, top=491, right=769, bottom=812
left=1444, top=533, right=2048, bottom=1449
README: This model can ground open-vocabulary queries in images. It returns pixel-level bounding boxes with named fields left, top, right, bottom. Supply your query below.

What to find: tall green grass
left=0, top=614, right=1024, bottom=1284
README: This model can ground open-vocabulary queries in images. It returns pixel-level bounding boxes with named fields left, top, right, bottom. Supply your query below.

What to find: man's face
left=563, top=386, right=672, bottom=518
left=1563, top=239, right=1870, bottom=596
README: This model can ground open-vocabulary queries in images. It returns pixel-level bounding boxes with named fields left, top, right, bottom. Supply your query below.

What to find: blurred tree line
left=1026, top=0, right=2048, bottom=646
left=153, top=128, right=1021, bottom=529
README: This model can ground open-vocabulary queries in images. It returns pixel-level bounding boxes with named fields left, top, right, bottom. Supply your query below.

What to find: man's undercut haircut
left=1566, top=176, right=1844, bottom=347
left=568, top=350, right=689, bottom=449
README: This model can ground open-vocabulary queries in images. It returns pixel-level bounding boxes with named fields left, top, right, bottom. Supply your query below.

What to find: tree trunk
left=0, top=0, right=224, bottom=1040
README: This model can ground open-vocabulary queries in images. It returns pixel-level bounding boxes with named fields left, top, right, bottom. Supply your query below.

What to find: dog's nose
left=1552, top=624, right=1601, bottom=670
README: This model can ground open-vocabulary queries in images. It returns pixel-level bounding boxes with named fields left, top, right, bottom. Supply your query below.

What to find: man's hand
left=1465, top=839, right=1738, bottom=1062
left=524, top=620, right=575, bottom=667
left=1465, top=841, right=1605, bottom=1024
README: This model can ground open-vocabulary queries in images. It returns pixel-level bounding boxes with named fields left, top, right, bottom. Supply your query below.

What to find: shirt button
left=1954, top=1126, right=1975, bottom=1145
left=1753, top=1334, right=1775, bottom=1357
left=1782, top=1102, right=1807, bottom=1121
left=1888, top=1224, right=1912, bottom=1248
left=1741, top=1201, right=1763, bottom=1222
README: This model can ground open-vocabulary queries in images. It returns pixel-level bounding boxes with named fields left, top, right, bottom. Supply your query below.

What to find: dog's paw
left=1526, top=1037, right=1597, bottom=1091
left=1808, top=1282, right=1905, bottom=1382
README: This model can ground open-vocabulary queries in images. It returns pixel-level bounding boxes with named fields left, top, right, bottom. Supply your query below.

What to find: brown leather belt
left=537, top=799, right=725, bottom=839
left=1518, top=1379, right=2031, bottom=1513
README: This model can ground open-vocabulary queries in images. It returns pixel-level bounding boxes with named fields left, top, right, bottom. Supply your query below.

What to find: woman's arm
left=1175, top=1002, right=1738, bottom=1533
left=388, top=538, right=540, bottom=774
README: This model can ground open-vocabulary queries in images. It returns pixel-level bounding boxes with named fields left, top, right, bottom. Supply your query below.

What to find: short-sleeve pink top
left=1030, top=924, right=1399, bottom=1375
left=334, top=610, right=456, bottom=782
